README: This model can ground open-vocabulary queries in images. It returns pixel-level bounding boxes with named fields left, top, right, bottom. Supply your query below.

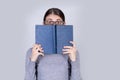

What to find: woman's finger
left=33, top=44, right=41, bottom=48
left=70, top=41, right=76, bottom=47
left=38, top=49, right=44, bottom=53
left=38, top=47, right=43, bottom=51
left=38, top=52, right=44, bottom=56
left=62, top=49, right=71, bottom=54
left=64, top=46, right=72, bottom=49
left=63, top=51, right=70, bottom=54
left=62, top=49, right=70, bottom=51
left=38, top=44, right=41, bottom=47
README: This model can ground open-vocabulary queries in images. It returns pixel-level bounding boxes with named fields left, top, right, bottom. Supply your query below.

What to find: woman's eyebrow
left=46, top=18, right=52, bottom=21
left=57, top=19, right=62, bottom=21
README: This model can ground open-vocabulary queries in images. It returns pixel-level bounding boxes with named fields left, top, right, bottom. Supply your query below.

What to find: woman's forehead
left=45, top=14, right=63, bottom=21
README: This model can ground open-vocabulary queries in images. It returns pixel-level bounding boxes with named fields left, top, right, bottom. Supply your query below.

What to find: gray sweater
left=24, top=48, right=80, bottom=80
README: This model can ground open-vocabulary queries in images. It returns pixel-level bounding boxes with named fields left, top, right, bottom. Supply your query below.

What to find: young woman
left=25, top=8, right=80, bottom=80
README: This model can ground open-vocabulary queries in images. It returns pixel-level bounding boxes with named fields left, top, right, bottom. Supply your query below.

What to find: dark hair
left=43, top=8, right=65, bottom=22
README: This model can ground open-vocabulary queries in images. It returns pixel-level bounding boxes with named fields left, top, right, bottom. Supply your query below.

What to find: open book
left=35, top=25, right=73, bottom=54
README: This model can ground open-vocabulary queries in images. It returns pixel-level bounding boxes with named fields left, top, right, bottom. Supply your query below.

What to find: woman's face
left=44, top=14, right=65, bottom=25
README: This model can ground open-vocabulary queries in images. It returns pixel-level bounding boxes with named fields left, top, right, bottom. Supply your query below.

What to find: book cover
left=35, top=25, right=73, bottom=54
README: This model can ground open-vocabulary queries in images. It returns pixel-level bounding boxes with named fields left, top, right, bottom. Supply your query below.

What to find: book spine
left=55, top=25, right=57, bottom=53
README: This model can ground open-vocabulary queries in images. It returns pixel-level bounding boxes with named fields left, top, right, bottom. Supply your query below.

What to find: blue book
left=35, top=25, right=73, bottom=54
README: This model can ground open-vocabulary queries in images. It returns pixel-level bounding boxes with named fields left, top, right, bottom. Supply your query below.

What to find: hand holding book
left=30, top=44, right=44, bottom=62
left=63, top=41, right=77, bottom=62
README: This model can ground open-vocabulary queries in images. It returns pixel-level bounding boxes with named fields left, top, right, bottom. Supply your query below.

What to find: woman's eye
left=49, top=21, right=54, bottom=24
left=55, top=21, right=59, bottom=24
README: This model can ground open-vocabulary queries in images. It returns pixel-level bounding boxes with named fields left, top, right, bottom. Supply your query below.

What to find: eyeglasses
left=44, top=20, right=64, bottom=25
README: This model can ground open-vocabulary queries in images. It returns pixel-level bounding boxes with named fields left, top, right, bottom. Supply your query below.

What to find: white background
left=0, top=0, right=120, bottom=80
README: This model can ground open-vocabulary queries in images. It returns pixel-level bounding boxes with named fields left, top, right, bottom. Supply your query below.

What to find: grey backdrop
left=0, top=0, right=120, bottom=80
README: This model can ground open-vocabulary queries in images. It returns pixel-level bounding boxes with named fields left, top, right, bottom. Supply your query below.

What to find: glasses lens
left=49, top=21, right=54, bottom=25
left=60, top=21, right=64, bottom=25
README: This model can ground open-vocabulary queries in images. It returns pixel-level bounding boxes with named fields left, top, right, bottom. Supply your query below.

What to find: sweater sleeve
left=24, top=48, right=36, bottom=80
left=70, top=51, right=81, bottom=80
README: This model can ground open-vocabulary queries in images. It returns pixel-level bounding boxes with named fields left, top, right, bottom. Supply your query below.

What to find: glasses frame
left=44, top=20, right=65, bottom=25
